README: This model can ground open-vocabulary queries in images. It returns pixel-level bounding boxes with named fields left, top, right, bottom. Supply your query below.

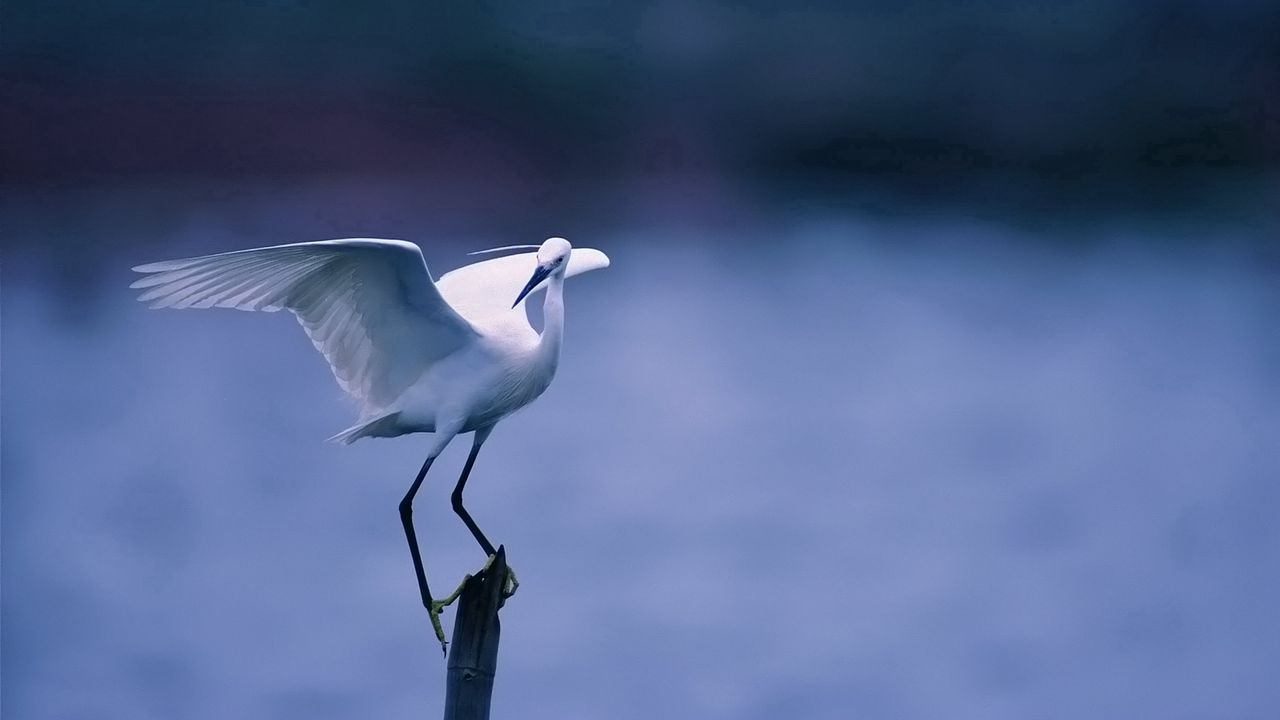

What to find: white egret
left=130, top=236, right=609, bottom=652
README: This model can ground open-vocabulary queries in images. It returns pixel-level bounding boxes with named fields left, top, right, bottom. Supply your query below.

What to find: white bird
left=130, top=236, right=609, bottom=652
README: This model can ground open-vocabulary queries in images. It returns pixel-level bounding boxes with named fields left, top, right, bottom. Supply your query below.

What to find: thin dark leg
left=452, top=430, right=496, bottom=556
left=399, top=455, right=437, bottom=611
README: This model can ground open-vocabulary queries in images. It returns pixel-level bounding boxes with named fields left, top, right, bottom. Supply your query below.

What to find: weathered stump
left=442, top=546, right=509, bottom=720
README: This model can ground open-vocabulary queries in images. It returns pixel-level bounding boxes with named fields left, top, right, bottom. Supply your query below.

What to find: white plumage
left=131, top=237, right=608, bottom=442
left=132, top=235, right=607, bottom=652
left=437, top=245, right=609, bottom=340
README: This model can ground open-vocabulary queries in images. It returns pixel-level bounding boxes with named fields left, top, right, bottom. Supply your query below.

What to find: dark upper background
left=4, top=0, right=1279, bottom=229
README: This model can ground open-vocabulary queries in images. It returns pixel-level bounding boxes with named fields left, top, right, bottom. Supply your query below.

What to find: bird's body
left=131, top=235, right=608, bottom=653
left=347, top=321, right=557, bottom=440
left=334, top=241, right=575, bottom=443
left=131, top=236, right=606, bottom=445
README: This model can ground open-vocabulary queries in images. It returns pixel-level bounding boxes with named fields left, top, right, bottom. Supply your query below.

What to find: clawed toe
left=426, top=579, right=471, bottom=655
left=424, top=555, right=519, bottom=656
left=427, top=603, right=449, bottom=655
left=482, top=553, right=519, bottom=598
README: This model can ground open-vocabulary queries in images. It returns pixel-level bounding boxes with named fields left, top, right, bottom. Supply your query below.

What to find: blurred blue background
left=3, top=1, right=1279, bottom=719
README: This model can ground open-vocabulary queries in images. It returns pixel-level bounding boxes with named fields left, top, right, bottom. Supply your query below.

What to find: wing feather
left=131, top=239, right=477, bottom=411
left=436, top=247, right=610, bottom=333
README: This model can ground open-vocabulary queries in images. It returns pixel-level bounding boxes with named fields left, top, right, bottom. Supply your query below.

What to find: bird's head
left=513, top=237, right=573, bottom=307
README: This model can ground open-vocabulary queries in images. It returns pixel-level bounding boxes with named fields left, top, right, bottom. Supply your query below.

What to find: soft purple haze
left=4, top=194, right=1278, bottom=718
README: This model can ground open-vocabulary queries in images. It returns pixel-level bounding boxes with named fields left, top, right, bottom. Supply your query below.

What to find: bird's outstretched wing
left=436, top=247, right=610, bottom=333
left=131, top=239, right=477, bottom=411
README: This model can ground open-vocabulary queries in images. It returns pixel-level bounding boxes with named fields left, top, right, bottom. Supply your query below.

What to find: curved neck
left=538, top=273, right=565, bottom=362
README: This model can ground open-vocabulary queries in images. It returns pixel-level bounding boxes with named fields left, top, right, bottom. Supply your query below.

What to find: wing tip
left=131, top=258, right=197, bottom=273
left=467, top=244, right=541, bottom=257
left=577, top=247, right=610, bottom=271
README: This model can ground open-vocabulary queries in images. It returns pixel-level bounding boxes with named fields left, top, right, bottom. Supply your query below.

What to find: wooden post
left=442, top=546, right=509, bottom=720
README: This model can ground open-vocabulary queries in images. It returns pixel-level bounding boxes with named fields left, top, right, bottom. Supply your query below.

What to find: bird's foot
left=427, top=573, right=476, bottom=656
left=503, top=564, right=520, bottom=598
left=427, top=556, right=518, bottom=654
left=479, top=552, right=519, bottom=598
left=427, top=601, right=449, bottom=656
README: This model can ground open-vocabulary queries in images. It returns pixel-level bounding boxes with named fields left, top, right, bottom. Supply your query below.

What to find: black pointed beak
left=513, top=263, right=553, bottom=308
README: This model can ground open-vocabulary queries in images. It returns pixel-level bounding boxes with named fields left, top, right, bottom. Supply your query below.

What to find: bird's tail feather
left=327, top=412, right=402, bottom=444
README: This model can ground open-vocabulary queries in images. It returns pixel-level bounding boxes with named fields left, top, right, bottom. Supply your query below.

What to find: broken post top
left=443, top=547, right=510, bottom=720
